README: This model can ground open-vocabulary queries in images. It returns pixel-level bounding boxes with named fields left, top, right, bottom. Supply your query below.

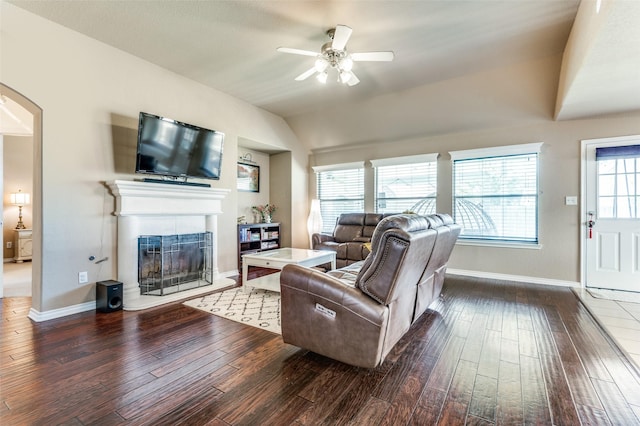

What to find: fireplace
left=107, top=180, right=232, bottom=310
left=138, top=232, right=213, bottom=296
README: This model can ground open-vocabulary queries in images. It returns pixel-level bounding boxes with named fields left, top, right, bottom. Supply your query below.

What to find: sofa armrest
left=280, top=264, right=389, bottom=368
left=312, top=233, right=335, bottom=247
left=280, top=265, right=386, bottom=324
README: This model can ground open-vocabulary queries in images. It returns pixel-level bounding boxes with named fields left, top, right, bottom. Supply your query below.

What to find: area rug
left=183, top=287, right=281, bottom=334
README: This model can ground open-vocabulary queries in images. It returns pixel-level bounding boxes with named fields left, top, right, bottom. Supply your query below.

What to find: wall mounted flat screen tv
left=135, top=112, right=224, bottom=183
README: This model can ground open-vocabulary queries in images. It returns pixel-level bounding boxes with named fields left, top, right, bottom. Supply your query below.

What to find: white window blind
left=372, top=154, right=438, bottom=214
left=314, top=164, right=364, bottom=233
left=450, top=143, right=541, bottom=243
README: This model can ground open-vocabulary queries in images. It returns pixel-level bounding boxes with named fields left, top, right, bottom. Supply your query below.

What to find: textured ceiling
left=5, top=0, right=640, bottom=143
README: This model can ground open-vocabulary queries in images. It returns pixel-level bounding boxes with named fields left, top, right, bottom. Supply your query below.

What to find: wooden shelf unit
left=237, top=222, right=280, bottom=270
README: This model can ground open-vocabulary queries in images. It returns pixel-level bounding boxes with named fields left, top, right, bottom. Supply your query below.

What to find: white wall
left=1, top=3, right=309, bottom=313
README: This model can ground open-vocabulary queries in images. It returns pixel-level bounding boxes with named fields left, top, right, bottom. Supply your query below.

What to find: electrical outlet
left=78, top=271, right=88, bottom=284
left=6, top=241, right=12, bottom=249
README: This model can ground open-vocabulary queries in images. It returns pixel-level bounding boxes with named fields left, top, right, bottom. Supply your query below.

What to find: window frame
left=595, top=145, right=640, bottom=219
left=312, top=162, right=365, bottom=234
left=450, top=142, right=543, bottom=248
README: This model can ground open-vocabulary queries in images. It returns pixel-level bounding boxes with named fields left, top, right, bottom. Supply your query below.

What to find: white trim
left=28, top=301, right=96, bottom=322
left=447, top=269, right=579, bottom=288
left=449, top=142, right=543, bottom=161
left=312, top=161, right=365, bottom=173
left=370, top=153, right=438, bottom=167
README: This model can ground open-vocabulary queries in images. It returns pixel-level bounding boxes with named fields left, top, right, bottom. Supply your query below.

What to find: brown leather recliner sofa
left=312, top=213, right=391, bottom=268
left=280, top=213, right=461, bottom=368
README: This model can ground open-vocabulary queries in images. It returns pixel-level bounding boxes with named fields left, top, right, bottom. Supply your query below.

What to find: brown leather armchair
left=280, top=214, right=461, bottom=368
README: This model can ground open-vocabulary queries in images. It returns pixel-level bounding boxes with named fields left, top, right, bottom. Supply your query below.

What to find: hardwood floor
left=2, top=274, right=640, bottom=425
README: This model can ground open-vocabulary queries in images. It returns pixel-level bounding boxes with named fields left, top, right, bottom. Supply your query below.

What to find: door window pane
left=597, top=157, right=640, bottom=218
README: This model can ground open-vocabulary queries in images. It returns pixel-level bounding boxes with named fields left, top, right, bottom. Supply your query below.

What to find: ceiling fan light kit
left=277, top=24, right=394, bottom=87
left=316, top=72, right=328, bottom=84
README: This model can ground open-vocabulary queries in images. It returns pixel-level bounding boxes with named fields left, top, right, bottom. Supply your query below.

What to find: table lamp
left=10, top=189, right=30, bottom=229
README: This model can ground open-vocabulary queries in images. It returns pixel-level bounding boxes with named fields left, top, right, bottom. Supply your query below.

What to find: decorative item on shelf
left=237, top=215, right=246, bottom=224
left=307, top=199, right=323, bottom=248
left=252, top=203, right=276, bottom=224
left=10, top=189, right=30, bottom=229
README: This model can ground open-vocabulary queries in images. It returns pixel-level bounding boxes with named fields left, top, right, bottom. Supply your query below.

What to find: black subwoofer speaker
left=96, top=280, right=123, bottom=313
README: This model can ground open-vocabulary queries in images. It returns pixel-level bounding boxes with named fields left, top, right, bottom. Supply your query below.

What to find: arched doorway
left=0, top=83, right=43, bottom=313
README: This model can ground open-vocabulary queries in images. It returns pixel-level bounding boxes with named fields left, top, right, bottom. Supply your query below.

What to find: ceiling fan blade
left=277, top=47, right=319, bottom=57
left=331, top=25, right=353, bottom=51
left=347, top=71, right=360, bottom=86
left=295, top=67, right=318, bottom=81
left=351, top=51, right=395, bottom=62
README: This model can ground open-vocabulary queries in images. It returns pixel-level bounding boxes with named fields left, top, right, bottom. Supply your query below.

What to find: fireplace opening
left=138, top=232, right=213, bottom=296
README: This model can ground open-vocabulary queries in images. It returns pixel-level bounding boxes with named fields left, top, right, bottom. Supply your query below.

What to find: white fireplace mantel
left=106, top=179, right=233, bottom=310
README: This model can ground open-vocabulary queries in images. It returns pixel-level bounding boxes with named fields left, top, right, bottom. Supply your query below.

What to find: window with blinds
left=451, top=143, right=541, bottom=243
left=315, top=165, right=364, bottom=233
left=596, top=144, right=640, bottom=218
left=373, top=154, right=437, bottom=214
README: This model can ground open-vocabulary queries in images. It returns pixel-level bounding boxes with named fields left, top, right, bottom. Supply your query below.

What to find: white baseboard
left=218, top=269, right=239, bottom=278
left=447, top=268, right=580, bottom=288
left=28, top=301, right=96, bottom=322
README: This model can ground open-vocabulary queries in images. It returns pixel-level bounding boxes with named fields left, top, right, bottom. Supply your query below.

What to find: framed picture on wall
left=237, top=162, right=260, bottom=192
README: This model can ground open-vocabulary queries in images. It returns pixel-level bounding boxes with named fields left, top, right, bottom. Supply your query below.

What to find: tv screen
left=135, top=112, right=224, bottom=181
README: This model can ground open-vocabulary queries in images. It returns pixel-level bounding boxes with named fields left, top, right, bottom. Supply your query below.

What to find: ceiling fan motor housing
left=321, top=42, right=348, bottom=68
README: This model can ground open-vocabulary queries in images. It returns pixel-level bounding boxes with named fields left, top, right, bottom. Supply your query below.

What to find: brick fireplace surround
left=107, top=180, right=233, bottom=310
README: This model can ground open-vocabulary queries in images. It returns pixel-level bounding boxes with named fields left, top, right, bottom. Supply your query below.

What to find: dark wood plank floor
left=2, top=273, right=640, bottom=425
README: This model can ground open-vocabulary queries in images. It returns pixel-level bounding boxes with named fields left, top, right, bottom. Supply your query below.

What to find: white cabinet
left=14, top=229, right=32, bottom=263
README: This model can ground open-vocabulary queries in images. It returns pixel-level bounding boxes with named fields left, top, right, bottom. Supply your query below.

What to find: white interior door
left=583, top=136, right=640, bottom=292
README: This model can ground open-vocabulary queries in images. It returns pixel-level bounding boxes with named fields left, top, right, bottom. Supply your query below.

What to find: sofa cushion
left=356, top=214, right=435, bottom=304
left=333, top=213, right=366, bottom=243
left=362, top=213, right=385, bottom=239
left=358, top=214, right=432, bottom=277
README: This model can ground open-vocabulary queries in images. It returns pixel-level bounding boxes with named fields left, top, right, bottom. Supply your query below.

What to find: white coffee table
left=242, top=248, right=336, bottom=293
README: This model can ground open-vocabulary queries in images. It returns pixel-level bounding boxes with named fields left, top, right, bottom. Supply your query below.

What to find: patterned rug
left=183, top=287, right=281, bottom=334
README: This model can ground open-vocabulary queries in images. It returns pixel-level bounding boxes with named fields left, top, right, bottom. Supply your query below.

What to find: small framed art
left=237, top=162, right=260, bottom=192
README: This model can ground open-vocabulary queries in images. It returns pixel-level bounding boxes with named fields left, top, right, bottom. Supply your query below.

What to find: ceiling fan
left=277, top=24, right=394, bottom=86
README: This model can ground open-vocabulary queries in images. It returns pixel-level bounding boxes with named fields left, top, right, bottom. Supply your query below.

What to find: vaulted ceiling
left=6, top=0, right=640, bottom=147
